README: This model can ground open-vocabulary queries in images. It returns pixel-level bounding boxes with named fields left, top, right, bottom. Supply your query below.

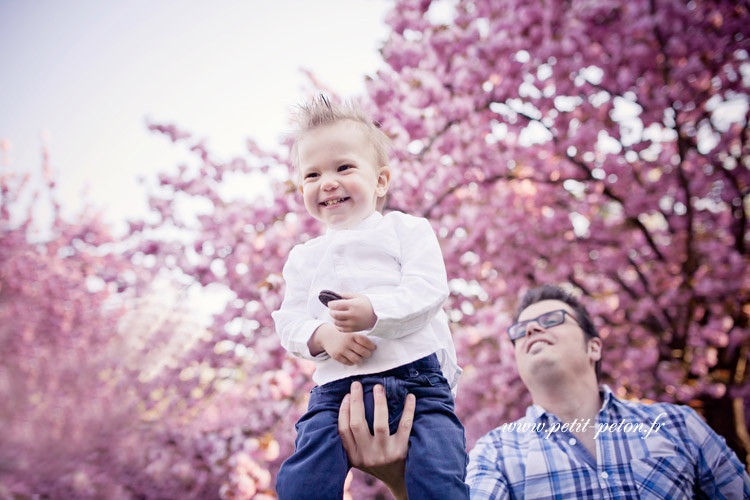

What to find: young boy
left=272, top=96, right=469, bottom=500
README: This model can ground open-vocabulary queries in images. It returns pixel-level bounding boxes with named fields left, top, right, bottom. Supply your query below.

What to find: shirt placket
left=594, top=412, right=634, bottom=500
left=330, top=233, right=352, bottom=292
left=539, top=414, right=598, bottom=499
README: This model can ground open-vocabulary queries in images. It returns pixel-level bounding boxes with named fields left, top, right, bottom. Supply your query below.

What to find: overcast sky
left=0, top=0, right=391, bottom=233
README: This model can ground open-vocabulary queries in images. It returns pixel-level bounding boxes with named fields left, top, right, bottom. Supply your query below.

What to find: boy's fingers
left=345, top=353, right=362, bottom=365
left=350, top=343, right=372, bottom=360
left=341, top=351, right=360, bottom=365
left=354, top=334, right=377, bottom=351
left=331, top=314, right=354, bottom=331
left=351, top=336, right=375, bottom=354
left=335, top=321, right=354, bottom=333
left=329, top=309, right=344, bottom=320
left=328, top=299, right=350, bottom=311
left=334, top=352, right=355, bottom=365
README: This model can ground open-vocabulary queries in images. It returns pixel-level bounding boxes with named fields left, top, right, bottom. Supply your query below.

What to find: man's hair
left=289, top=95, right=391, bottom=171
left=514, top=284, right=602, bottom=381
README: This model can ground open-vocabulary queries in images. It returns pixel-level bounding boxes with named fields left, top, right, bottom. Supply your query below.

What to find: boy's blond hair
left=290, top=95, right=391, bottom=173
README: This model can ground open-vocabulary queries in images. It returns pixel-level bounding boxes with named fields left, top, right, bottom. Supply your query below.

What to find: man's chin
left=520, top=359, right=560, bottom=383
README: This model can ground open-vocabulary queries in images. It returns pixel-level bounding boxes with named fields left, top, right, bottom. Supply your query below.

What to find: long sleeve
left=467, top=434, right=511, bottom=500
left=684, top=406, right=750, bottom=499
left=366, top=216, right=449, bottom=340
left=271, top=245, right=329, bottom=361
left=271, top=211, right=461, bottom=390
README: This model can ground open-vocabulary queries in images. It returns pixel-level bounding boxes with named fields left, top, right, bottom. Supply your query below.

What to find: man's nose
left=526, top=322, right=545, bottom=336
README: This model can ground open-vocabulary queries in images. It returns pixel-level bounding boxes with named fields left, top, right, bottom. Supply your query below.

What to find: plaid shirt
left=467, top=386, right=750, bottom=499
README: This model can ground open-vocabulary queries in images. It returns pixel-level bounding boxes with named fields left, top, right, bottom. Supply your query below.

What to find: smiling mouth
left=320, top=197, right=349, bottom=207
left=527, top=339, right=552, bottom=353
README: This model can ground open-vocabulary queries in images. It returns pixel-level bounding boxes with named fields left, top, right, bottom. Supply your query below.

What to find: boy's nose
left=322, top=176, right=339, bottom=190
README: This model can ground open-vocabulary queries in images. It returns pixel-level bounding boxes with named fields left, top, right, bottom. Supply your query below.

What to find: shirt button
left=568, top=438, right=577, bottom=446
left=601, top=471, right=609, bottom=479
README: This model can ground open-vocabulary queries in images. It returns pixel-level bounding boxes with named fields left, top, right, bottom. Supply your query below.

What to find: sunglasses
left=507, top=309, right=580, bottom=341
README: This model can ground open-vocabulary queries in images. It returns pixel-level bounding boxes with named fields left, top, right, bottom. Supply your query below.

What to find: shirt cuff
left=288, top=319, right=331, bottom=361
left=366, top=292, right=440, bottom=339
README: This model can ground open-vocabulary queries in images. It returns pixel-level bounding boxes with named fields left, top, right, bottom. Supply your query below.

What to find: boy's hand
left=308, top=323, right=376, bottom=365
left=329, top=293, right=377, bottom=332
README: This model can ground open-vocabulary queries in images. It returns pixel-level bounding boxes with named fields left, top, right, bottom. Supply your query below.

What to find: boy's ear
left=375, top=166, right=391, bottom=197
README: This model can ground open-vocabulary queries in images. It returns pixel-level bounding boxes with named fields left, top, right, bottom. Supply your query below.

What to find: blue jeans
left=276, top=354, right=470, bottom=500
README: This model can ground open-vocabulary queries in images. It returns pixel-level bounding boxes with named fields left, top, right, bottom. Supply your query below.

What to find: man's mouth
left=527, top=339, right=552, bottom=353
left=320, top=197, right=349, bottom=207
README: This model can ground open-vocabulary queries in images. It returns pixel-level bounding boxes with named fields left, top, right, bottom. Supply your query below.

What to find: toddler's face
left=297, top=120, right=389, bottom=229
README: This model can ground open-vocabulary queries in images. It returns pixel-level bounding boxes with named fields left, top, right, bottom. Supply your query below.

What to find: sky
left=0, top=0, right=391, bottom=233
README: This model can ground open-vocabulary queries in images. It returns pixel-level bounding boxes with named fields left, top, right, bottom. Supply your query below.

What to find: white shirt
left=272, top=211, right=461, bottom=392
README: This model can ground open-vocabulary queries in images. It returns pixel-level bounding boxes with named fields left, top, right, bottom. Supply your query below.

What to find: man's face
left=297, top=120, right=389, bottom=230
left=513, top=299, right=600, bottom=386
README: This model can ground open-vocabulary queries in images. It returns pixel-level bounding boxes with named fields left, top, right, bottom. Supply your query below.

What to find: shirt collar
left=526, top=384, right=617, bottom=423
left=326, top=211, right=383, bottom=234
left=599, top=384, right=617, bottom=411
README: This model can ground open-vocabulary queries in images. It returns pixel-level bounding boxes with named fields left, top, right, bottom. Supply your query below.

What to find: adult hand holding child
left=338, top=381, right=414, bottom=500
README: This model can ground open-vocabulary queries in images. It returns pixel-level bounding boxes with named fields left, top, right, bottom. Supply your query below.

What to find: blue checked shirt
left=467, top=386, right=750, bottom=499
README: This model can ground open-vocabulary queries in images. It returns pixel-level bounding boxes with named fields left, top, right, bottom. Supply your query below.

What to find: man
left=338, top=285, right=750, bottom=498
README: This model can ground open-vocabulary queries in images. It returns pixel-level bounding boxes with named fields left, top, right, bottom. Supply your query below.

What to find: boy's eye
left=338, top=164, right=352, bottom=172
left=304, top=172, right=319, bottom=180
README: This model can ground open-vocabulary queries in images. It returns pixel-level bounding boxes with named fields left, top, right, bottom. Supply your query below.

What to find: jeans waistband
left=378, top=353, right=440, bottom=378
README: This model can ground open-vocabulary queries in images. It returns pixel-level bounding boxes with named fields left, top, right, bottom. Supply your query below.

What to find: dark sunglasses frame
left=507, top=309, right=580, bottom=341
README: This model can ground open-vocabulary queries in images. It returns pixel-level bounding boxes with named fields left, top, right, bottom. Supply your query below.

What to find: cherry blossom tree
left=364, top=0, right=750, bottom=467
left=136, top=1, right=749, bottom=495
left=4, top=0, right=749, bottom=498
left=0, top=153, right=279, bottom=498
left=1, top=157, right=140, bottom=497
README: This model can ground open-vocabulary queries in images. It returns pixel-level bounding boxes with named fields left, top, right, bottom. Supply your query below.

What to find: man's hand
left=329, top=293, right=378, bottom=332
left=338, top=381, right=414, bottom=500
left=308, top=323, right=376, bottom=365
